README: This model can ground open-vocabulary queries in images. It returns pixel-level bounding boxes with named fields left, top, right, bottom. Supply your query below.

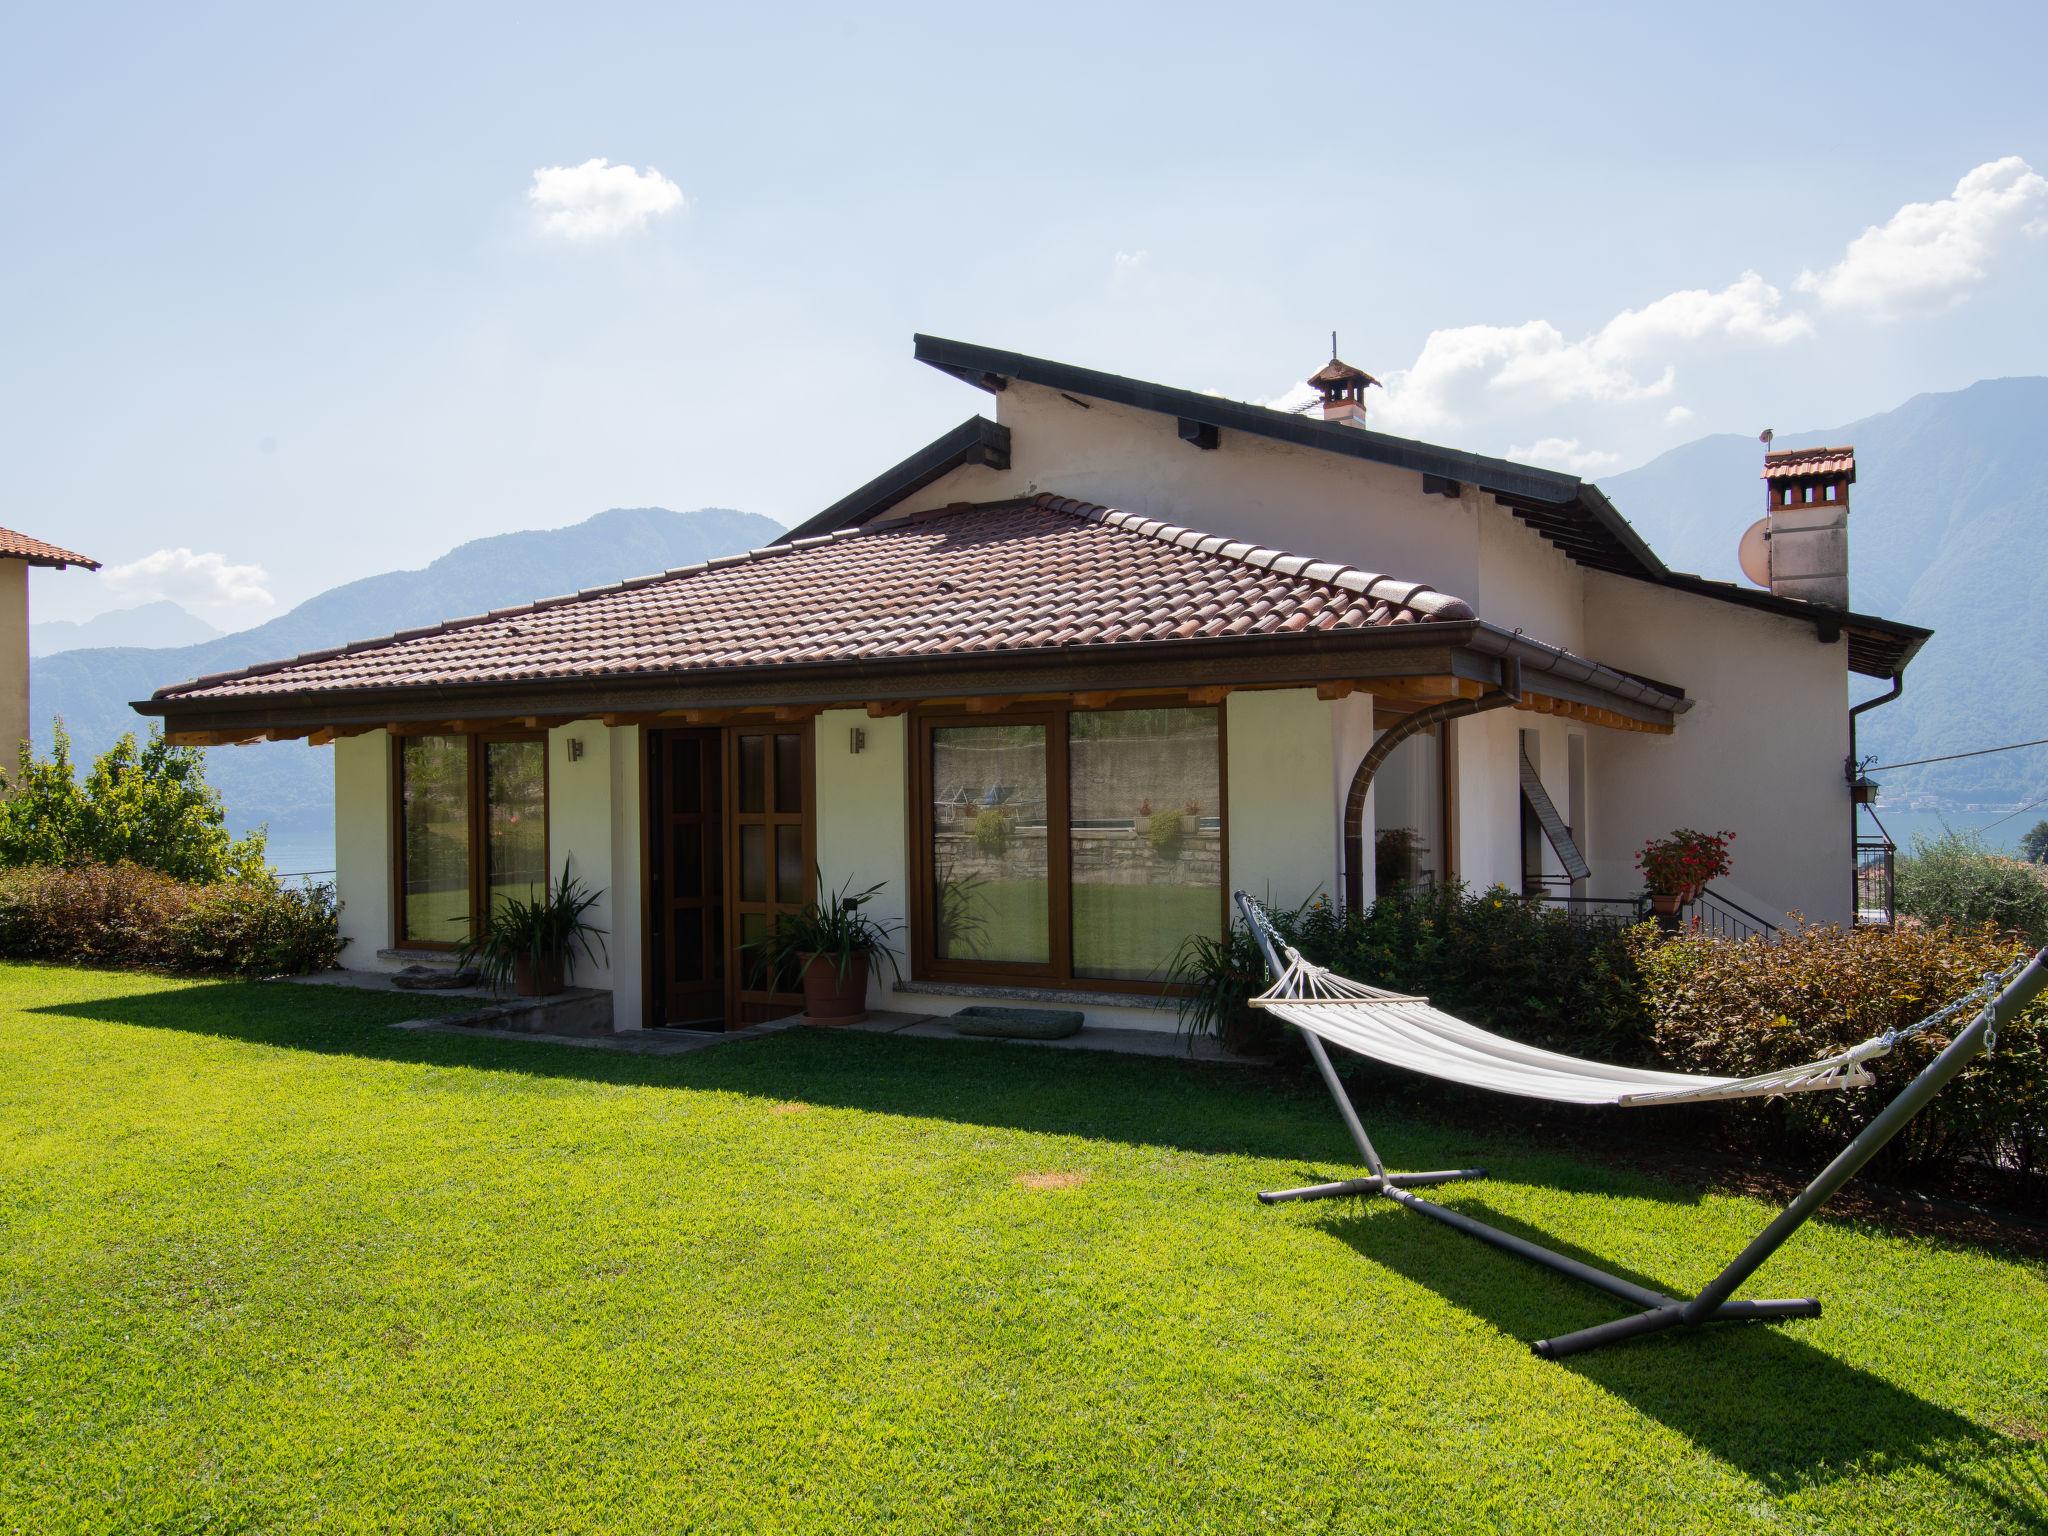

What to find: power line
left=1868, top=736, right=2048, bottom=773
left=1981, top=794, right=2048, bottom=835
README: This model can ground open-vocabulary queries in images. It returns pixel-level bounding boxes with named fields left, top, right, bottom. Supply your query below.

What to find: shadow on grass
left=1318, top=1195, right=2042, bottom=1517
left=31, top=979, right=1733, bottom=1200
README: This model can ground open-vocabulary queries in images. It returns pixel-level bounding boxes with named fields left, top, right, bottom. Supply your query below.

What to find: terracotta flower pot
left=799, top=952, right=870, bottom=1026
left=513, top=952, right=565, bottom=997
left=1649, top=890, right=1684, bottom=919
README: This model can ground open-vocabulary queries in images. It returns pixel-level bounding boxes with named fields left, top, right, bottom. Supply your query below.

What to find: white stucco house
left=139, top=337, right=1927, bottom=1032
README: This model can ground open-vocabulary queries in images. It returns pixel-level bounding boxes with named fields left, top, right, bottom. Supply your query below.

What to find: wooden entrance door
left=726, top=722, right=814, bottom=1024
left=649, top=729, right=725, bottom=1028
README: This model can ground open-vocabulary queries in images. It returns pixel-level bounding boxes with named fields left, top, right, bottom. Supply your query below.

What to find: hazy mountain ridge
left=31, top=600, right=222, bottom=656
left=30, top=506, right=784, bottom=835
left=1601, top=376, right=2048, bottom=808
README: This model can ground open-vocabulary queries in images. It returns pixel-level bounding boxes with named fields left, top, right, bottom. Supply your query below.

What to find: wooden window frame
left=389, top=729, right=550, bottom=952
left=908, top=696, right=1228, bottom=996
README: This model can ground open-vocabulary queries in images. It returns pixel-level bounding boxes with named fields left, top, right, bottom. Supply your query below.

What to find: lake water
left=263, top=831, right=336, bottom=881
left=1865, top=807, right=2041, bottom=856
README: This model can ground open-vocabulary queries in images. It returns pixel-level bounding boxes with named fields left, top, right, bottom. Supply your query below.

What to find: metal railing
left=1529, top=892, right=1652, bottom=925
left=1855, top=839, right=1896, bottom=926
left=1688, top=886, right=1780, bottom=942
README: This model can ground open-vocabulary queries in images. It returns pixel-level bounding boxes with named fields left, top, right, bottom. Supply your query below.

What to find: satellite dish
left=1738, top=517, right=1772, bottom=589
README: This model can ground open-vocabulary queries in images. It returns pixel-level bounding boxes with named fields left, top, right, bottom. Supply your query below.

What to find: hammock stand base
left=1233, top=890, right=2048, bottom=1361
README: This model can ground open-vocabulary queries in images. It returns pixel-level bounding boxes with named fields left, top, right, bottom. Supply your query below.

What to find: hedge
left=1634, top=918, right=2045, bottom=1178
left=0, top=862, right=344, bottom=979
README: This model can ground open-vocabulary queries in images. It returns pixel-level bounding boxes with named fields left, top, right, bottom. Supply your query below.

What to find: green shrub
left=1895, top=830, right=2048, bottom=944
left=971, top=808, right=1014, bottom=858
left=1634, top=918, right=2045, bottom=1177
left=0, top=724, right=268, bottom=884
left=1173, top=883, right=1651, bottom=1061
left=0, top=863, right=342, bottom=978
left=1146, top=808, right=1186, bottom=856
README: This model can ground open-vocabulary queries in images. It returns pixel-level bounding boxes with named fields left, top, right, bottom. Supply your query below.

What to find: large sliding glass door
left=914, top=702, right=1224, bottom=991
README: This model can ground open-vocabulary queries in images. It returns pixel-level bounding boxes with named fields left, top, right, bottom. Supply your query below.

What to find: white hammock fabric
left=1250, top=947, right=1886, bottom=1108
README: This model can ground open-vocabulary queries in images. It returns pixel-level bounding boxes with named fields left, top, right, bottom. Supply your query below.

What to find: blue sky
left=6, top=1, right=2045, bottom=628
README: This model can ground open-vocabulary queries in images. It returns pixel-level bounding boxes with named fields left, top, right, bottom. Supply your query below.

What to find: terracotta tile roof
left=0, top=526, right=98, bottom=569
left=1763, top=446, right=1855, bottom=481
left=157, top=493, right=1475, bottom=702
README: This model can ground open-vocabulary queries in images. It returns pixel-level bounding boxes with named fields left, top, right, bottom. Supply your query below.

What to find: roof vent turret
left=1308, top=333, right=1379, bottom=429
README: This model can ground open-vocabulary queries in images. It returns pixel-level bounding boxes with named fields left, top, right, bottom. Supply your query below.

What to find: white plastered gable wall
left=878, top=379, right=1856, bottom=923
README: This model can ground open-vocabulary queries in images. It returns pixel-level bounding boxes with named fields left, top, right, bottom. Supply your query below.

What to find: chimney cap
left=1308, top=356, right=1379, bottom=390
left=1762, top=445, right=1856, bottom=483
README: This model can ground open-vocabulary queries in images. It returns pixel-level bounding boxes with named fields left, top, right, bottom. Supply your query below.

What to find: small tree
left=2019, top=819, right=2048, bottom=865
left=0, top=722, right=269, bottom=885
left=1894, top=830, right=2048, bottom=945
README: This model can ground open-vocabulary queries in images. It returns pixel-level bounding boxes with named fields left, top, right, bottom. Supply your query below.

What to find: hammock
left=1233, top=891, right=2048, bottom=1359
left=1252, top=940, right=1887, bottom=1107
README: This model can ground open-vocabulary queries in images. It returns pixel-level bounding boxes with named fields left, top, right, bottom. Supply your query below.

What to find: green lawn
left=3, top=964, right=2046, bottom=1533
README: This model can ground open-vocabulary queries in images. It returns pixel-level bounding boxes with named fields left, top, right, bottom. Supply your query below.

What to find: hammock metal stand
left=1235, top=890, right=2048, bottom=1359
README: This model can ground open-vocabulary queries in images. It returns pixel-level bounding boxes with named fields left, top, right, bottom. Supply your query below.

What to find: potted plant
left=1635, top=828, right=1735, bottom=916
left=456, top=858, right=608, bottom=997
left=754, top=872, right=902, bottom=1025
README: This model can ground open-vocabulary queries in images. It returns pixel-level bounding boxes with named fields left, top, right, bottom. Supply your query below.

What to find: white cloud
left=101, top=548, right=273, bottom=613
left=1113, top=249, right=1149, bottom=272
left=1797, top=156, right=2048, bottom=314
left=1373, top=271, right=1807, bottom=436
left=529, top=158, right=686, bottom=240
left=1505, top=437, right=1620, bottom=474
left=1664, top=405, right=1696, bottom=427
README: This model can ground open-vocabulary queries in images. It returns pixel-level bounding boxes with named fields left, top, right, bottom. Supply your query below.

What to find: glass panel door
left=651, top=729, right=725, bottom=1028
left=398, top=735, right=471, bottom=944
left=726, top=723, right=811, bottom=1023
left=927, top=720, right=1053, bottom=969
left=483, top=739, right=548, bottom=911
left=1068, top=708, right=1221, bottom=981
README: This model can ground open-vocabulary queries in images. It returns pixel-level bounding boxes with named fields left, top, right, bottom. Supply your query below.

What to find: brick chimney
left=1308, top=336, right=1378, bottom=428
left=1761, top=444, right=1854, bottom=609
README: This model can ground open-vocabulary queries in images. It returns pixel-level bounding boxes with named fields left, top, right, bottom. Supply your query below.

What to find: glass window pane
left=931, top=724, right=1049, bottom=965
left=1068, top=708, right=1222, bottom=981
left=400, top=735, right=470, bottom=943
left=775, top=825, right=803, bottom=903
left=671, top=823, right=703, bottom=898
left=485, top=740, right=547, bottom=912
left=738, top=735, right=765, bottom=814
left=1372, top=722, right=1442, bottom=894
left=774, top=733, right=802, bottom=813
left=739, top=824, right=767, bottom=903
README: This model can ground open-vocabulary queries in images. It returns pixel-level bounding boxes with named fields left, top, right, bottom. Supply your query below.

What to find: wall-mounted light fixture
left=566, top=736, right=585, bottom=762
left=849, top=726, right=866, bottom=755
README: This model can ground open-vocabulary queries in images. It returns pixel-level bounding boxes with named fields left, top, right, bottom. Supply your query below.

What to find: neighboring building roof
left=0, top=527, right=99, bottom=569
left=153, top=494, right=1477, bottom=704
left=1764, top=446, right=1856, bottom=481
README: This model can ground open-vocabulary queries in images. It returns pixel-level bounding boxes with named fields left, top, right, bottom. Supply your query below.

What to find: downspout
left=1847, top=671, right=1905, bottom=917
left=1342, top=658, right=1523, bottom=910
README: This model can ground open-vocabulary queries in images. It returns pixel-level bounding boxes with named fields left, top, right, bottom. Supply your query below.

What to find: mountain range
left=28, top=507, right=783, bottom=836
left=1602, top=376, right=2048, bottom=809
left=30, top=377, right=2045, bottom=844
left=30, top=600, right=222, bottom=657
